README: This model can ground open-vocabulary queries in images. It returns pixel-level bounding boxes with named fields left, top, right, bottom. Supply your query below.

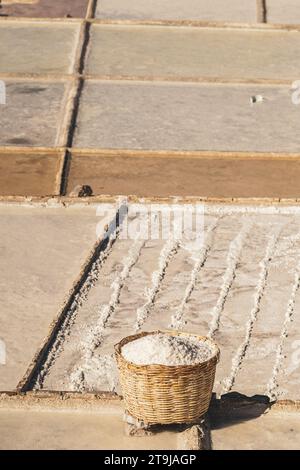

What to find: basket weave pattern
left=115, top=330, right=220, bottom=425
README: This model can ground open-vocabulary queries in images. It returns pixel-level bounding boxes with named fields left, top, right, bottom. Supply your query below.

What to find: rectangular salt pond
left=36, top=204, right=300, bottom=401
left=73, top=81, right=300, bottom=152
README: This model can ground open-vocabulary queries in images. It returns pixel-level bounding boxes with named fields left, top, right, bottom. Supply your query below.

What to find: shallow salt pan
left=0, top=203, right=112, bottom=391
left=95, top=0, right=257, bottom=22
left=38, top=204, right=300, bottom=401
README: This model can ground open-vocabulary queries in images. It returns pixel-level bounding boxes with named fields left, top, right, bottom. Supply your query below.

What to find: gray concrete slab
left=87, top=25, right=300, bottom=80
left=0, top=406, right=178, bottom=450
left=0, top=22, right=80, bottom=75
left=95, top=0, right=257, bottom=22
left=267, top=0, right=300, bottom=24
left=0, top=80, right=68, bottom=147
left=0, top=204, right=102, bottom=391
left=74, top=81, right=300, bottom=152
left=212, top=410, right=300, bottom=450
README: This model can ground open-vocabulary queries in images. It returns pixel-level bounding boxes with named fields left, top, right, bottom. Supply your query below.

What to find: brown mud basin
left=67, top=153, right=300, bottom=199
left=0, top=151, right=63, bottom=196
left=0, top=0, right=89, bottom=18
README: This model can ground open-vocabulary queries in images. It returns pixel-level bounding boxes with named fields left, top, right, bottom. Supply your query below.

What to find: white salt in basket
left=115, top=330, right=220, bottom=425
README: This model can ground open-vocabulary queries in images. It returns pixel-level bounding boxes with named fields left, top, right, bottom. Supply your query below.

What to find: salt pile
left=121, top=333, right=216, bottom=366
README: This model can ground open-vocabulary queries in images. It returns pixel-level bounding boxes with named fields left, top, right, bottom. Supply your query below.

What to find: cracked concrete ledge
left=3, top=148, right=300, bottom=158
left=0, top=16, right=299, bottom=31
left=0, top=15, right=299, bottom=29
left=9, top=73, right=295, bottom=84
left=0, top=390, right=299, bottom=413
left=2, top=196, right=300, bottom=206
left=0, top=17, right=82, bottom=23
left=89, top=18, right=300, bottom=31
left=0, top=73, right=76, bottom=82
left=0, top=391, right=121, bottom=413
left=82, top=75, right=294, bottom=85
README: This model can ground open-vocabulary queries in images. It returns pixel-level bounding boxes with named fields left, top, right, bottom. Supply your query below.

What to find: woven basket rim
left=115, top=330, right=220, bottom=370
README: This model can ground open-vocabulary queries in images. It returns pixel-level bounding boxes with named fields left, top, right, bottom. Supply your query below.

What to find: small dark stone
left=69, top=185, right=93, bottom=198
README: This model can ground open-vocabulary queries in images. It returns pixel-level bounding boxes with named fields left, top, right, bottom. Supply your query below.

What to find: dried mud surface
left=67, top=155, right=300, bottom=199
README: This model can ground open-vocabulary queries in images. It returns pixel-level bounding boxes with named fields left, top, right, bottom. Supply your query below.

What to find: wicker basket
left=115, top=330, right=220, bottom=425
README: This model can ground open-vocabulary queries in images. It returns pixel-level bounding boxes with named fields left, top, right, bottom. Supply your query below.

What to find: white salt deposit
left=121, top=333, right=216, bottom=366
left=39, top=204, right=300, bottom=399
